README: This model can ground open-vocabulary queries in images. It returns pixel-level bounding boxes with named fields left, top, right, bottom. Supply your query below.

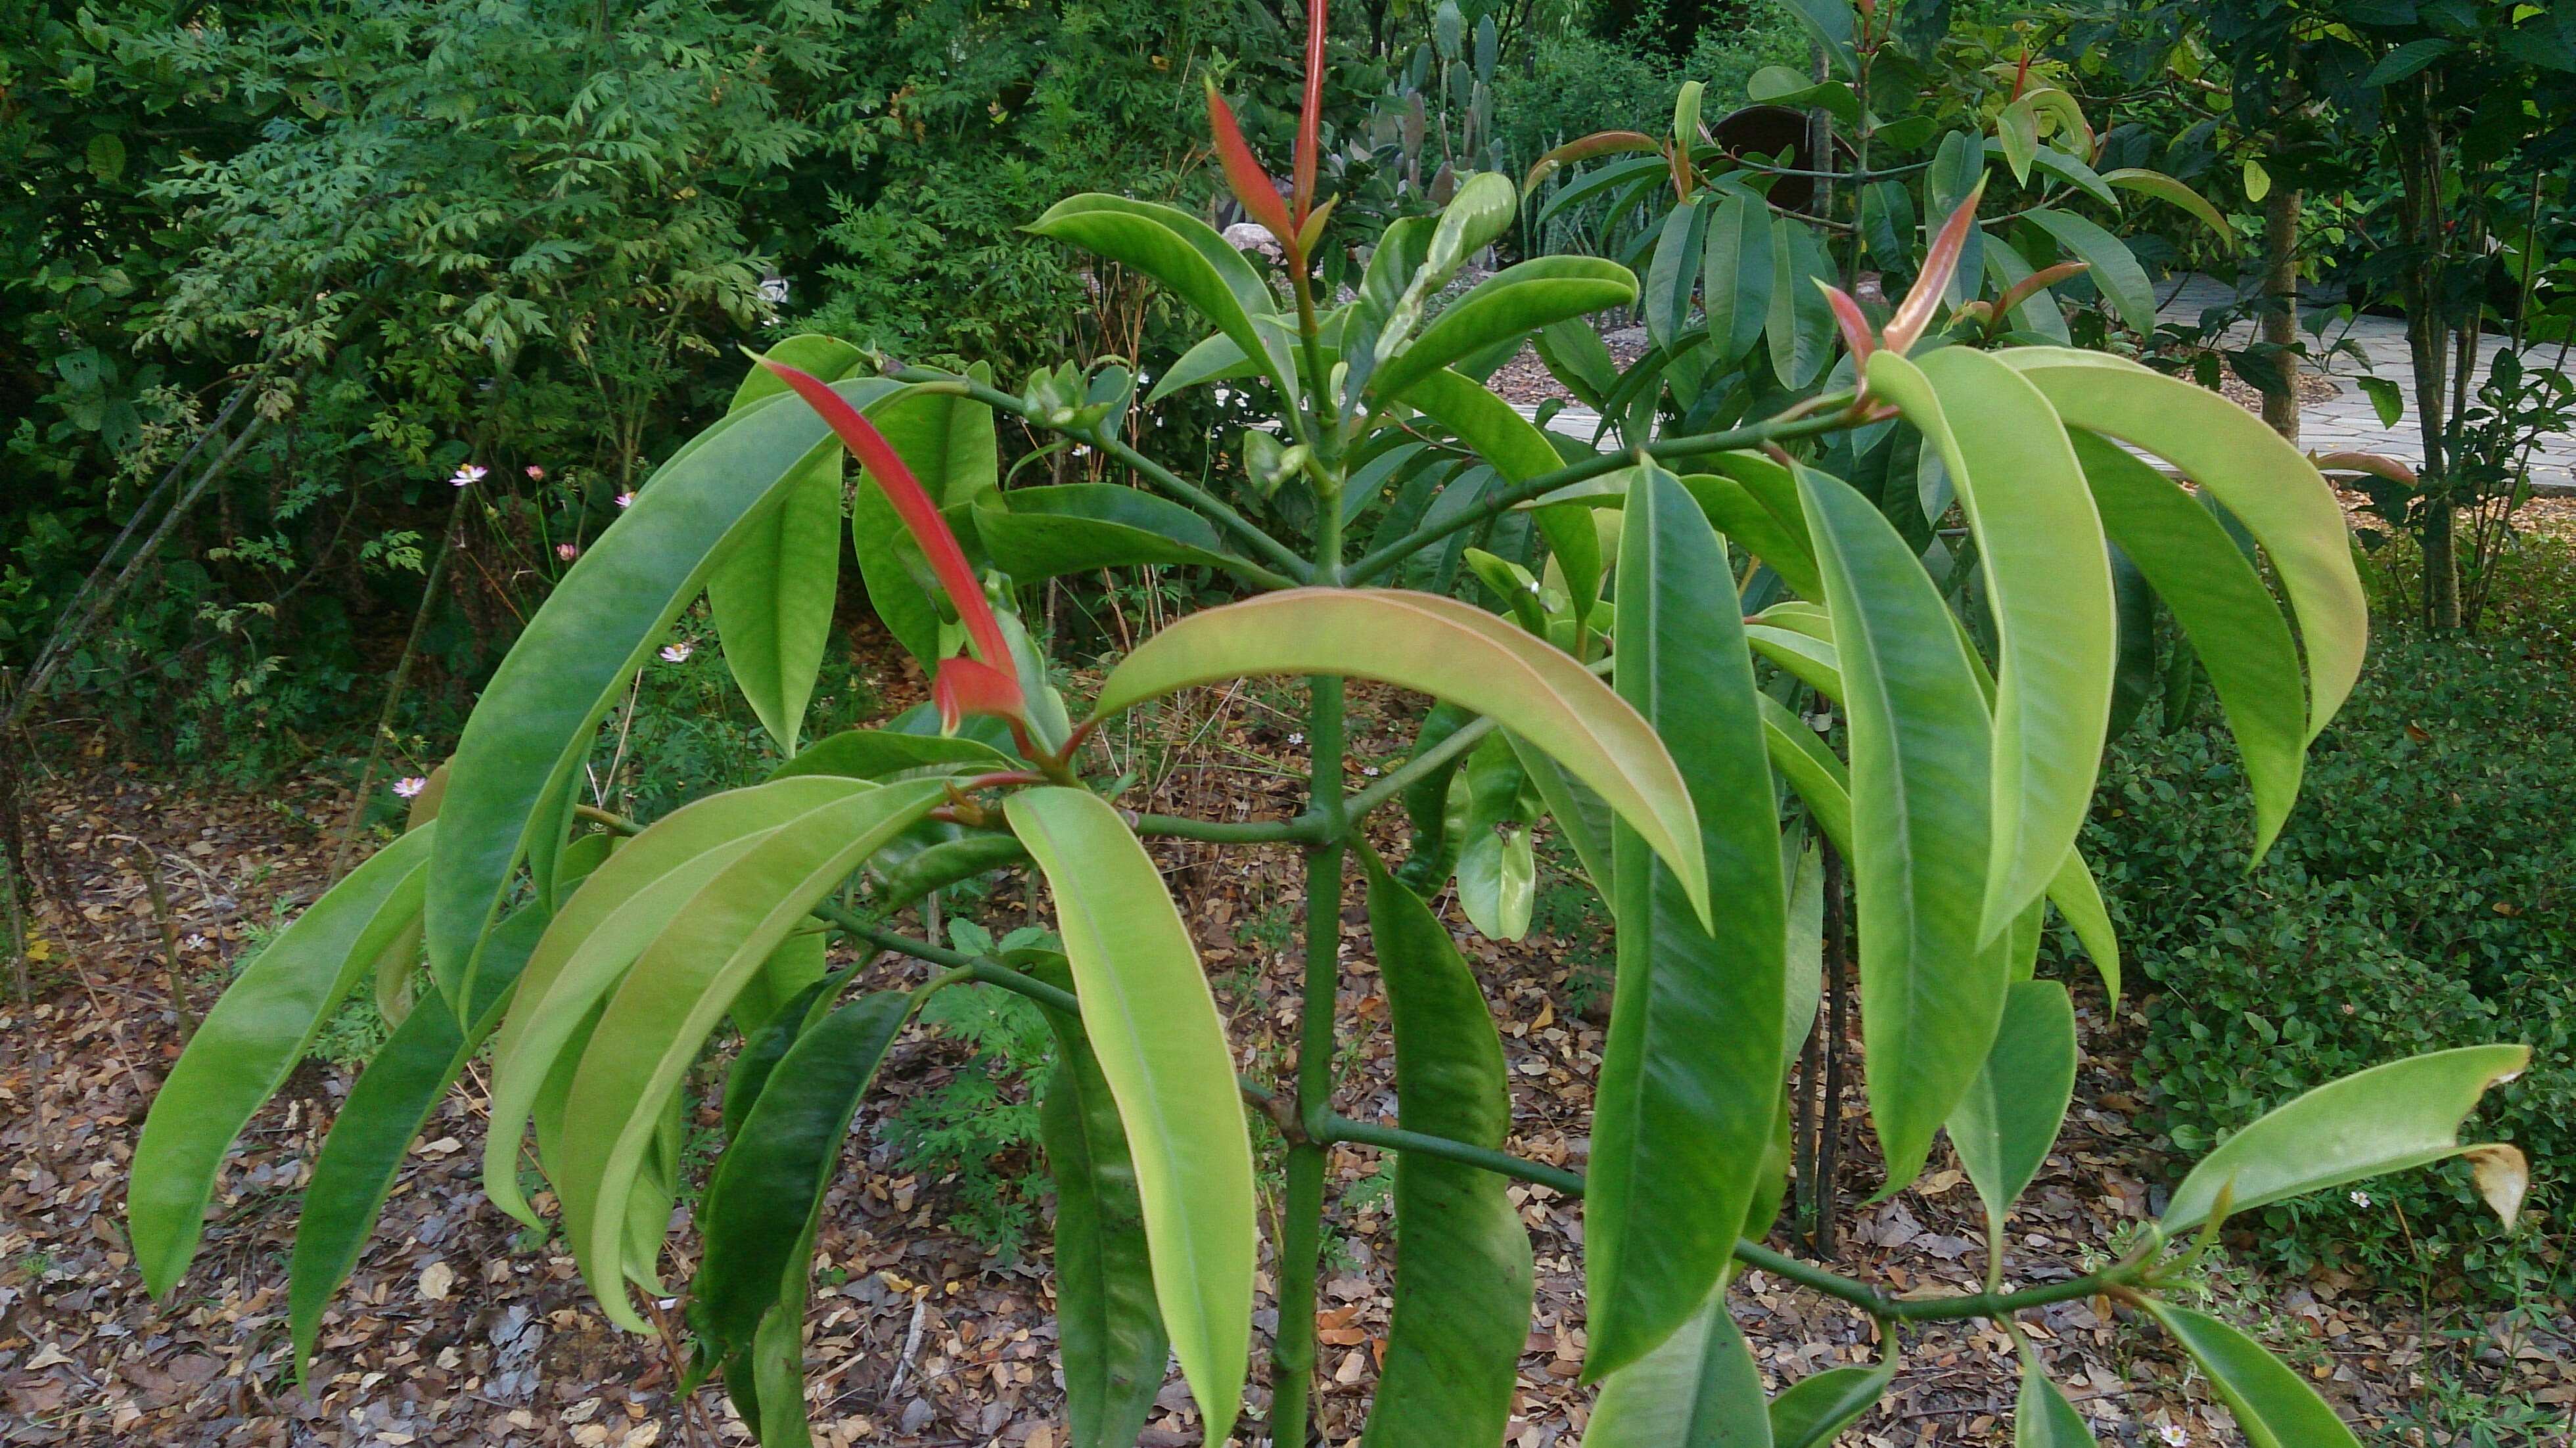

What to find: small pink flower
left=525, top=464, right=545, bottom=480
left=660, top=641, right=694, bottom=664
left=614, top=491, right=636, bottom=509
left=392, top=777, right=428, bottom=798
left=449, top=463, right=487, bottom=488
left=555, top=543, right=580, bottom=561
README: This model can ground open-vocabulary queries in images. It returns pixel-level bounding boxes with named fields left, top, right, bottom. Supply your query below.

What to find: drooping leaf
left=2002, top=349, right=2367, bottom=739
left=1701, top=189, right=1775, bottom=366
left=1358, top=853, right=1533, bottom=1447
left=1452, top=734, right=1539, bottom=941
left=554, top=781, right=948, bottom=1323
left=1397, top=367, right=1604, bottom=622
left=1092, top=588, right=1709, bottom=922
left=1797, top=468, right=2001, bottom=1194
left=2143, top=1303, right=2362, bottom=1448
left=1588, top=466, right=1786, bottom=1379
left=971, top=484, right=1241, bottom=579
left=1769, top=1358, right=1897, bottom=1448
left=1034, top=961, right=1171, bottom=1448
left=1507, top=731, right=1616, bottom=895
left=730, top=928, right=829, bottom=1041
left=693, top=991, right=914, bottom=1436
left=426, top=375, right=905, bottom=1012
left=1028, top=194, right=1299, bottom=403
left=2098, top=168, right=2230, bottom=240
left=770, top=729, right=1018, bottom=782
left=2013, top=1351, right=2100, bottom=1447
left=1866, top=348, right=2112, bottom=939
left=1003, top=788, right=1255, bottom=1444
left=482, top=779, right=863, bottom=1228
left=129, top=826, right=436, bottom=1298
left=2160, top=1046, right=2532, bottom=1236
left=1679, top=468, right=1821, bottom=602
left=1766, top=217, right=1834, bottom=389
left=1646, top=198, right=1714, bottom=350
left=1946, top=981, right=2077, bottom=1243
left=2072, top=433, right=2305, bottom=857
left=2021, top=210, right=2157, bottom=336
left=289, top=903, right=547, bottom=1374
left=720, top=969, right=846, bottom=1144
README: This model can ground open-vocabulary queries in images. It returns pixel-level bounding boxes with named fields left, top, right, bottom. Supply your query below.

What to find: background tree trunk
left=2261, top=181, right=2303, bottom=443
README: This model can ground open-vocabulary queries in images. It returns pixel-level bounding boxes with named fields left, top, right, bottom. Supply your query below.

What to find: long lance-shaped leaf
left=2071, top=432, right=2305, bottom=858
left=1996, top=348, right=2367, bottom=738
left=1588, top=467, right=1785, bottom=1379
left=1034, top=961, right=1170, bottom=1448
left=1094, top=588, right=1709, bottom=920
left=1680, top=470, right=1821, bottom=602
left=129, top=826, right=436, bottom=1297
left=973, top=484, right=1242, bottom=579
left=555, top=781, right=948, bottom=1323
left=2160, top=1046, right=2531, bottom=1236
left=2143, top=1303, right=2362, bottom=1448
left=1799, top=469, right=2002, bottom=1194
left=1645, top=197, right=1713, bottom=351
left=2019, top=210, right=2157, bottom=336
left=731, top=927, right=829, bottom=1041
left=710, top=338, right=862, bottom=754
left=1946, top=981, right=2077, bottom=1251
left=1583, top=1286, right=1772, bottom=1448
left=693, top=989, right=914, bottom=1437
left=426, top=374, right=906, bottom=1012
left=1756, top=692, right=2119, bottom=1001
left=1028, top=194, right=1300, bottom=403
left=2098, top=168, right=2230, bottom=239
left=719, top=968, right=847, bottom=1144
left=482, top=779, right=865, bottom=1227
left=1398, top=367, right=1605, bottom=625
left=850, top=381, right=1002, bottom=669
left=1375, top=258, right=1639, bottom=403
left=1507, top=731, right=1616, bottom=895
left=1770, top=1358, right=1897, bottom=1448
left=1004, top=788, right=1254, bottom=1445
left=289, top=903, right=547, bottom=1374
left=1358, top=852, right=1534, bottom=1447
left=2013, top=1347, right=2100, bottom=1447
left=1866, top=348, right=2113, bottom=939
left=1701, top=188, right=1773, bottom=365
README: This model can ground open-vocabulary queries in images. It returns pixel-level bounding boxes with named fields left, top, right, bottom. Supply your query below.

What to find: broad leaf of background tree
left=1357, top=853, right=1533, bottom=1447
left=1587, top=466, right=1786, bottom=1378
left=2161, top=1045, right=2531, bottom=1236
left=1005, top=788, right=1255, bottom=1445
left=2020, top=209, right=2157, bottom=334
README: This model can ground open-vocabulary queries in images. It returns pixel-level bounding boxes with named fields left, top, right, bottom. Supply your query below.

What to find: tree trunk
left=2261, top=181, right=2303, bottom=443
left=2393, top=78, right=2459, bottom=627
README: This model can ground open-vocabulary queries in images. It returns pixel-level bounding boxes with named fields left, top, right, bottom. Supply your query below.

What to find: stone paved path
left=1512, top=280, right=2575, bottom=495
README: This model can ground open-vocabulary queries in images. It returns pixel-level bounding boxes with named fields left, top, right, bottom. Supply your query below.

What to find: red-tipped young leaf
left=1994, top=260, right=2089, bottom=321
left=756, top=359, right=1020, bottom=693
left=1885, top=177, right=1987, bottom=355
left=1523, top=131, right=1663, bottom=191
left=1818, top=281, right=1877, bottom=369
left=1294, top=0, right=1329, bottom=225
left=1207, top=80, right=1299, bottom=255
left=934, top=656, right=1030, bottom=733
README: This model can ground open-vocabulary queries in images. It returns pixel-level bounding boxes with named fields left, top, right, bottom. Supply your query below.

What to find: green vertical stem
left=1274, top=672, right=1346, bottom=1447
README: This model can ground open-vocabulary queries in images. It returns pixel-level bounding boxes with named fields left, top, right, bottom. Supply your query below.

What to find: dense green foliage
left=2094, top=572, right=2573, bottom=1293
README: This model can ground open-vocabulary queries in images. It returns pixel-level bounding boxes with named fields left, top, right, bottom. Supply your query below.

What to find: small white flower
left=555, top=542, right=580, bottom=562
left=2349, top=1190, right=2372, bottom=1208
left=660, top=641, right=694, bottom=664
left=183, top=934, right=207, bottom=951
left=393, top=776, right=428, bottom=798
left=1287, top=732, right=1304, bottom=745
left=758, top=275, right=791, bottom=305
left=448, top=463, right=487, bottom=488
left=2159, top=1423, right=2191, bottom=1447
left=1362, top=765, right=1380, bottom=777
left=614, top=491, right=636, bottom=509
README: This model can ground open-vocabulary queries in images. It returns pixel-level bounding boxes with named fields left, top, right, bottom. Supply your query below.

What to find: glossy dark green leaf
left=1034, top=960, right=1170, bottom=1448
left=720, top=968, right=846, bottom=1144
left=1701, top=190, right=1774, bottom=366
left=971, top=484, right=1237, bottom=578
left=1397, top=702, right=1481, bottom=895
left=288, top=903, right=547, bottom=1374
left=1398, top=367, right=1605, bottom=621
left=770, top=729, right=1017, bottom=782
left=426, top=374, right=905, bottom=1012
left=2144, top=1303, right=2361, bottom=1448
left=1357, top=852, right=1533, bottom=1447
left=694, top=992, right=913, bottom=1397
left=730, top=927, right=829, bottom=1040
left=1148, top=330, right=1260, bottom=402
left=1982, top=233, right=2073, bottom=344
left=1452, top=733, right=1538, bottom=941
left=1647, top=198, right=1713, bottom=350
left=1680, top=466, right=1820, bottom=602
left=1507, top=731, right=1616, bottom=895
left=2020, top=210, right=2155, bottom=335
left=1028, top=194, right=1299, bottom=403
left=2073, top=433, right=2305, bottom=856
left=129, top=826, right=435, bottom=1297
left=1947, top=980, right=2077, bottom=1243
left=875, top=830, right=1029, bottom=904
left=848, top=382, right=1000, bottom=666
left=1766, top=217, right=1833, bottom=389
left=1769, top=1359, right=1896, bottom=1448
left=1004, top=787, right=1254, bottom=1443
left=1378, top=258, right=1639, bottom=402
left=1588, top=466, right=1786, bottom=1380
left=1797, top=468, right=2002, bottom=1193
